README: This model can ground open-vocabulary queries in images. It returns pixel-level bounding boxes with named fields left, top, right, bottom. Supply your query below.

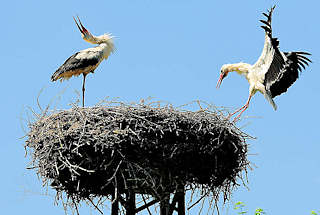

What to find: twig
left=136, top=196, right=157, bottom=214
left=25, top=99, right=251, bottom=215
left=88, top=198, right=104, bottom=214
left=187, top=191, right=209, bottom=210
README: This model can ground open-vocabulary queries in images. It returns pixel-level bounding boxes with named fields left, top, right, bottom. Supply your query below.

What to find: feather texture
left=253, top=6, right=311, bottom=98
left=51, top=48, right=104, bottom=82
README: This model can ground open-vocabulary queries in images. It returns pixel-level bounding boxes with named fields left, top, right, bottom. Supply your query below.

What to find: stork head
left=216, top=64, right=230, bottom=88
left=73, top=16, right=94, bottom=43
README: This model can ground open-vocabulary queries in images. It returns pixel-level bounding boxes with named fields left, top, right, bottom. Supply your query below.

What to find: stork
left=216, top=6, right=311, bottom=121
left=51, top=16, right=114, bottom=107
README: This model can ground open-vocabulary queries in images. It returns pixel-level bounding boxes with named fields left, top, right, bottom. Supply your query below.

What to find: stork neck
left=98, top=41, right=115, bottom=59
left=87, top=36, right=100, bottom=44
left=85, top=36, right=107, bottom=45
left=228, top=63, right=251, bottom=75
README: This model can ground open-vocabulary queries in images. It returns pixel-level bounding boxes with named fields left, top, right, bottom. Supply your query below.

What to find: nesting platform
left=25, top=102, right=250, bottom=214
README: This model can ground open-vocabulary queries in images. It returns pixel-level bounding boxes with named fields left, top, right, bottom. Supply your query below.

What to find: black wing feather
left=260, top=6, right=311, bottom=98
left=265, top=52, right=311, bottom=98
left=262, top=13, right=269, bottom=19
left=295, top=51, right=311, bottom=55
left=260, top=19, right=271, bottom=27
left=51, top=51, right=100, bottom=81
left=297, top=56, right=311, bottom=65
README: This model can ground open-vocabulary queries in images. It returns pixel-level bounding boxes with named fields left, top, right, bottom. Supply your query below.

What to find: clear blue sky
left=1, top=0, right=319, bottom=214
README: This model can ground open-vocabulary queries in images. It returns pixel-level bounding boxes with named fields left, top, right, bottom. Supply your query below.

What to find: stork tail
left=264, top=90, right=277, bottom=110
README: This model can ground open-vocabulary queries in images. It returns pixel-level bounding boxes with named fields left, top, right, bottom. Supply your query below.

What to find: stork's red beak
left=73, top=16, right=89, bottom=35
left=216, top=72, right=226, bottom=88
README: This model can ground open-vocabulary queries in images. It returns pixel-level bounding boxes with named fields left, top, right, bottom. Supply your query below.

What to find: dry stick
left=118, top=199, right=127, bottom=215
left=188, top=186, right=196, bottom=208
left=198, top=195, right=206, bottom=215
left=72, top=109, right=88, bottom=151
left=97, top=197, right=108, bottom=210
left=117, top=194, right=126, bottom=208
left=168, top=192, right=179, bottom=215
left=54, top=161, right=59, bottom=176
left=187, top=191, right=209, bottom=210
left=26, top=102, right=250, bottom=215
left=111, top=185, right=119, bottom=215
left=27, top=106, right=41, bottom=120
left=214, top=202, right=220, bottom=215
left=111, top=177, right=118, bottom=204
left=108, top=160, right=123, bottom=182
left=37, top=87, right=44, bottom=114
left=59, top=193, right=68, bottom=215
left=58, top=150, right=94, bottom=174
left=135, top=196, right=157, bottom=214
left=72, top=199, right=80, bottom=215
left=206, top=196, right=214, bottom=215
left=88, top=198, right=104, bottom=215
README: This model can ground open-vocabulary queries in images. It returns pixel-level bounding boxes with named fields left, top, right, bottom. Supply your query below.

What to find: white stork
left=216, top=6, right=311, bottom=121
left=51, top=16, right=114, bottom=107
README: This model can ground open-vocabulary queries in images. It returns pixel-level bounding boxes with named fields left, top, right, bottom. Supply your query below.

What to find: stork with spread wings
left=216, top=6, right=311, bottom=121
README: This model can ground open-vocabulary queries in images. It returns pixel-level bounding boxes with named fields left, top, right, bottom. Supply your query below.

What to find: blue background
left=1, top=0, right=319, bottom=214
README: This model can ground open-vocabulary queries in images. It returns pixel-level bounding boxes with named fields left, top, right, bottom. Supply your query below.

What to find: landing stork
left=51, top=16, right=114, bottom=107
left=216, top=6, right=311, bottom=121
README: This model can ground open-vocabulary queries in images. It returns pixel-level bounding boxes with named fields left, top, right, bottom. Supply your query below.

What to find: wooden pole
left=176, top=189, right=185, bottom=215
left=160, top=195, right=170, bottom=215
left=159, top=170, right=170, bottom=215
left=126, top=190, right=136, bottom=215
left=168, top=184, right=185, bottom=215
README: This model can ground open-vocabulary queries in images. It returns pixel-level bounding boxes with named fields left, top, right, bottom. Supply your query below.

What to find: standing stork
left=51, top=16, right=115, bottom=107
left=216, top=6, right=311, bottom=121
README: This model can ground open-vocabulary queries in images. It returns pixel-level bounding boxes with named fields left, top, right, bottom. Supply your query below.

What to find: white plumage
left=51, top=16, right=114, bottom=107
left=216, top=6, right=311, bottom=121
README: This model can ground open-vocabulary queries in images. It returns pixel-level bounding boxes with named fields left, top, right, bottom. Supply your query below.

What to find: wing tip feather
left=51, top=71, right=60, bottom=82
left=260, top=6, right=276, bottom=34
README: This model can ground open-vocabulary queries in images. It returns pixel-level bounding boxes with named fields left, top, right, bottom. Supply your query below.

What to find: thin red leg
left=82, top=73, right=87, bottom=107
left=228, top=94, right=252, bottom=122
left=227, top=105, right=246, bottom=119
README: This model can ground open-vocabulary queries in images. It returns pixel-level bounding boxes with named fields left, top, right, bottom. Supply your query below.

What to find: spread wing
left=252, top=6, right=311, bottom=98
left=51, top=48, right=103, bottom=82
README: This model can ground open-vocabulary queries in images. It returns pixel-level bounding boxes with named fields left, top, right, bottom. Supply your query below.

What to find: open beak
left=73, top=16, right=89, bottom=35
left=216, top=73, right=226, bottom=89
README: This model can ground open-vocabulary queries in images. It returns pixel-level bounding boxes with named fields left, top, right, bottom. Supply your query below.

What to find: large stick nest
left=25, top=101, right=250, bottom=203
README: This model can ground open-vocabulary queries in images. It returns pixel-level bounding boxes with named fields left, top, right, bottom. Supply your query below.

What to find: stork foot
left=226, top=105, right=246, bottom=120
left=232, top=104, right=249, bottom=122
left=227, top=94, right=252, bottom=122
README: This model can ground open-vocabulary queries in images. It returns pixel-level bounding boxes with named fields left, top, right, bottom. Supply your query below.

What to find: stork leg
left=82, top=73, right=87, bottom=107
left=228, top=94, right=253, bottom=122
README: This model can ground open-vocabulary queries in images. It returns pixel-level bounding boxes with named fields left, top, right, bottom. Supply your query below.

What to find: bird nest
left=25, top=100, right=251, bottom=212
